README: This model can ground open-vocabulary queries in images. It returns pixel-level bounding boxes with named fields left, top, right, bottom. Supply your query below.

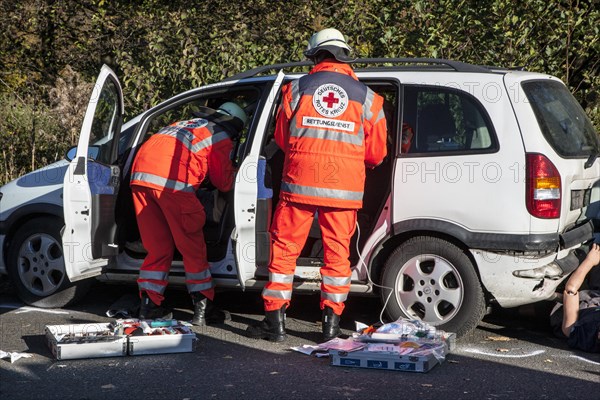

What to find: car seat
left=416, top=103, right=460, bottom=151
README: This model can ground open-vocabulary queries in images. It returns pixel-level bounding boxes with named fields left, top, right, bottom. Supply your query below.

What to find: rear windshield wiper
left=584, top=152, right=598, bottom=169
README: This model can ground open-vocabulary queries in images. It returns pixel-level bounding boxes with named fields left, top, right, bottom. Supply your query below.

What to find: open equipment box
left=45, top=319, right=196, bottom=360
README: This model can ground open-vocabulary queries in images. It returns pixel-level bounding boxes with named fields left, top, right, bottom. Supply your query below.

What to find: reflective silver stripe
left=289, top=80, right=301, bottom=112
left=139, top=270, right=169, bottom=281
left=363, top=88, right=376, bottom=121
left=191, top=131, right=229, bottom=153
left=374, top=108, right=385, bottom=125
left=186, top=281, right=213, bottom=292
left=322, top=275, right=351, bottom=287
left=262, top=288, right=292, bottom=300
left=269, top=272, right=294, bottom=284
left=131, top=172, right=195, bottom=192
left=138, top=281, right=166, bottom=294
left=186, top=270, right=212, bottom=281
left=157, top=126, right=228, bottom=154
left=156, top=126, right=194, bottom=150
left=291, top=116, right=364, bottom=145
left=320, top=291, right=348, bottom=303
left=281, top=182, right=363, bottom=201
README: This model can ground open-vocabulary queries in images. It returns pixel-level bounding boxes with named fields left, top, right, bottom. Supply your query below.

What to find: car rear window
left=522, top=80, right=600, bottom=158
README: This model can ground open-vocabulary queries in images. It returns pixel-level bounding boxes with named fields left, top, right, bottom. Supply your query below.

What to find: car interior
left=115, top=84, right=265, bottom=263
left=113, top=79, right=398, bottom=277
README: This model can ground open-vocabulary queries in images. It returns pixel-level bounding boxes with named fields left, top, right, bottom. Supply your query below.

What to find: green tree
left=0, top=0, right=598, bottom=184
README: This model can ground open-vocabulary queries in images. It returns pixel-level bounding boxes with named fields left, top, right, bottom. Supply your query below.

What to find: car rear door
left=234, top=70, right=285, bottom=287
left=62, top=65, right=124, bottom=282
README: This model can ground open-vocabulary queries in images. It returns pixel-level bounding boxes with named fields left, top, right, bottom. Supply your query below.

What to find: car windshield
left=522, top=80, right=600, bottom=157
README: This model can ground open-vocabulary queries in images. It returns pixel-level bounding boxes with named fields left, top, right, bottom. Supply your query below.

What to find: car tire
left=7, top=217, right=92, bottom=308
left=380, top=236, right=486, bottom=337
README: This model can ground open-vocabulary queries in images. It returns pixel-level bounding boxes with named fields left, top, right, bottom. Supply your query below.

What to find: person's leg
left=132, top=186, right=175, bottom=318
left=262, top=201, right=315, bottom=311
left=159, top=192, right=214, bottom=298
left=247, top=201, right=314, bottom=341
left=157, top=191, right=229, bottom=325
left=318, top=207, right=357, bottom=340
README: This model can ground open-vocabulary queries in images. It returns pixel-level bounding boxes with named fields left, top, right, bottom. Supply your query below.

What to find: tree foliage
left=0, top=0, right=598, bottom=184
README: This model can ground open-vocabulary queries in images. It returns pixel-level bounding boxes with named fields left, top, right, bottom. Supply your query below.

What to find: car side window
left=89, top=78, right=121, bottom=164
left=402, top=85, right=497, bottom=154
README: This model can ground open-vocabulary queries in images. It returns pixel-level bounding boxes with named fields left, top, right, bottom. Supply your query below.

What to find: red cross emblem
left=313, top=84, right=348, bottom=117
left=322, top=92, right=339, bottom=108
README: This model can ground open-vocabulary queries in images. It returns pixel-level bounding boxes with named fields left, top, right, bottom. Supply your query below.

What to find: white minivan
left=1, top=58, right=599, bottom=336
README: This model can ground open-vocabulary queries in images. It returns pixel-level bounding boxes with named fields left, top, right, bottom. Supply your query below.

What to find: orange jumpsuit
left=130, top=118, right=235, bottom=306
left=262, top=61, right=388, bottom=315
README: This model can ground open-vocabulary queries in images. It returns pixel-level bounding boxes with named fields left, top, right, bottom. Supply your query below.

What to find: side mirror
left=65, top=146, right=77, bottom=161
left=65, top=145, right=101, bottom=162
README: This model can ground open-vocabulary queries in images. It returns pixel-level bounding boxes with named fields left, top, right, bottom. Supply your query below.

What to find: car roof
left=224, top=57, right=518, bottom=82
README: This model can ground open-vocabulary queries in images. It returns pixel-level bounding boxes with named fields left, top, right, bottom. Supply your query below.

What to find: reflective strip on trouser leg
left=138, top=270, right=170, bottom=298
left=321, top=276, right=351, bottom=302
left=262, top=201, right=316, bottom=311
left=318, top=207, right=357, bottom=315
left=262, top=272, right=294, bottom=303
left=133, top=186, right=175, bottom=306
left=186, top=269, right=214, bottom=293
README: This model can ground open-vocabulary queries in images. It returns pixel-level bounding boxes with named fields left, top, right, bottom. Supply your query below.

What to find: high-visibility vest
left=131, top=118, right=234, bottom=193
left=275, top=61, right=388, bottom=209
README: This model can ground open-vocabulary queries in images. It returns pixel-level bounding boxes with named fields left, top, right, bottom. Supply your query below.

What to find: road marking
left=462, top=347, right=545, bottom=358
left=569, top=355, right=600, bottom=366
left=0, top=304, right=68, bottom=314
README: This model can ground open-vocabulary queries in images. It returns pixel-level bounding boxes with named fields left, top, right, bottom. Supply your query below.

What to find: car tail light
left=526, top=153, right=561, bottom=219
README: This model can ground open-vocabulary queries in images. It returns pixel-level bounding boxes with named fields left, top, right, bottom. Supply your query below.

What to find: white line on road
left=0, top=304, right=69, bottom=314
left=569, top=355, right=600, bottom=366
left=462, top=347, right=546, bottom=358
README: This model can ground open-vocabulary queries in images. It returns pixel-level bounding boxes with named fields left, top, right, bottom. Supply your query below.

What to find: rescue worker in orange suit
left=131, top=102, right=247, bottom=325
left=247, top=28, right=388, bottom=342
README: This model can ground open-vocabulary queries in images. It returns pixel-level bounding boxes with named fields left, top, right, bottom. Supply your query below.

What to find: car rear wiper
left=584, top=152, right=598, bottom=169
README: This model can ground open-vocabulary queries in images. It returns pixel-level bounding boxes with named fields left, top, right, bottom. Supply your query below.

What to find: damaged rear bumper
left=512, top=246, right=588, bottom=280
left=513, top=220, right=593, bottom=280
left=473, top=220, right=594, bottom=308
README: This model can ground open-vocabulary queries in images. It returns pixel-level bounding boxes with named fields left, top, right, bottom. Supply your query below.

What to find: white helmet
left=217, top=101, right=247, bottom=127
left=193, top=101, right=248, bottom=136
left=304, top=28, right=354, bottom=62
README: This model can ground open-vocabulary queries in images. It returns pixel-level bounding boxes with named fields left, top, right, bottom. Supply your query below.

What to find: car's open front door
left=62, top=64, right=124, bottom=282
left=234, top=70, right=285, bottom=288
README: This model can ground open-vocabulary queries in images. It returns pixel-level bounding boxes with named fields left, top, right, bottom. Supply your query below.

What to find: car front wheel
left=7, top=217, right=92, bottom=308
left=380, top=236, right=486, bottom=337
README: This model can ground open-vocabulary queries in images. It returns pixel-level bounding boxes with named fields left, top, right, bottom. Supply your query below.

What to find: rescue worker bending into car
left=246, top=28, right=388, bottom=342
left=131, top=101, right=247, bottom=325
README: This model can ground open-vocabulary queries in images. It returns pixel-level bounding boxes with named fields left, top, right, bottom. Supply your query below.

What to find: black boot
left=246, top=306, right=287, bottom=342
left=322, top=306, right=342, bottom=342
left=191, top=292, right=231, bottom=326
left=139, top=292, right=173, bottom=320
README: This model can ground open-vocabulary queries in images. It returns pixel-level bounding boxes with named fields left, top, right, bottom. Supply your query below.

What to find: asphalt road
left=0, top=278, right=599, bottom=400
